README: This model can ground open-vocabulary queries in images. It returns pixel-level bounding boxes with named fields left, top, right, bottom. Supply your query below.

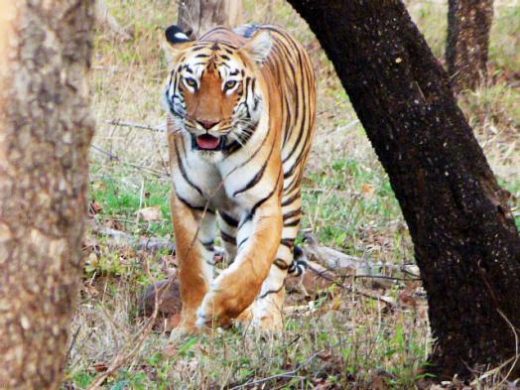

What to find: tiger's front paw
left=196, top=290, right=238, bottom=329
left=169, top=310, right=202, bottom=342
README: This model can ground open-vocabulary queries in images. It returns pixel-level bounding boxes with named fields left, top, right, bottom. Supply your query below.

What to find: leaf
left=92, top=362, right=108, bottom=372
left=361, top=183, right=375, bottom=198
left=136, top=206, right=163, bottom=222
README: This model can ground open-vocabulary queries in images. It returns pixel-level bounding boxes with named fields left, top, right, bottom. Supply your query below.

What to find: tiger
left=163, top=23, right=316, bottom=337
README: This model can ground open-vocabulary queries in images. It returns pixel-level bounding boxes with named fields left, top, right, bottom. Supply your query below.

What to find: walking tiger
left=163, top=23, right=316, bottom=336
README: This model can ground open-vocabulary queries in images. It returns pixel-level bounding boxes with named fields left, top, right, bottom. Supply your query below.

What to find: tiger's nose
left=197, top=120, right=219, bottom=130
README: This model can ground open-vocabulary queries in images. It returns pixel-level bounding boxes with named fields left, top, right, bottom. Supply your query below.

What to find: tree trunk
left=0, top=1, right=95, bottom=389
left=446, top=0, right=494, bottom=92
left=287, top=0, right=520, bottom=380
left=177, top=0, right=243, bottom=38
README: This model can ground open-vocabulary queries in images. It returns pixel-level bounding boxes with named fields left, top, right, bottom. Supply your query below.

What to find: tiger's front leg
left=169, top=193, right=216, bottom=339
left=196, top=194, right=282, bottom=329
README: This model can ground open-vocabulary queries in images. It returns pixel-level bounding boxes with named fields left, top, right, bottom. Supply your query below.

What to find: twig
left=91, top=143, right=170, bottom=178
left=106, top=119, right=165, bottom=133
left=66, top=325, right=82, bottom=361
left=354, top=274, right=420, bottom=282
left=306, top=263, right=397, bottom=307
left=228, top=348, right=324, bottom=389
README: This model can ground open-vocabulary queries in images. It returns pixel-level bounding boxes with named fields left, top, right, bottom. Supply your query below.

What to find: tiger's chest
left=172, top=146, right=255, bottom=216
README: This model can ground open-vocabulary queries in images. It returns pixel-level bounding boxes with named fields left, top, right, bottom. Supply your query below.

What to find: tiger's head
left=163, top=25, right=272, bottom=154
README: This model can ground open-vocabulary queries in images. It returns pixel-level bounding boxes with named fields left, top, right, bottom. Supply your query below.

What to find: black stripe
left=175, top=140, right=204, bottom=197
left=274, top=258, right=289, bottom=270
left=280, top=238, right=295, bottom=249
left=225, top=121, right=266, bottom=165
left=221, top=230, right=236, bottom=245
left=232, top=142, right=275, bottom=197
left=200, top=240, right=215, bottom=251
left=281, top=191, right=300, bottom=207
left=284, top=218, right=301, bottom=227
left=238, top=213, right=252, bottom=230
left=283, top=208, right=301, bottom=222
left=176, top=193, right=214, bottom=213
left=224, top=140, right=242, bottom=154
left=238, top=237, right=248, bottom=248
left=219, top=211, right=239, bottom=227
left=259, top=283, right=285, bottom=299
left=250, top=171, right=282, bottom=217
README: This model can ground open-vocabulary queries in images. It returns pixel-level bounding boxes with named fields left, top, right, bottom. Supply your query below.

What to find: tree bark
left=446, top=0, right=494, bottom=92
left=0, top=1, right=95, bottom=389
left=287, top=0, right=520, bottom=380
left=177, top=0, right=243, bottom=38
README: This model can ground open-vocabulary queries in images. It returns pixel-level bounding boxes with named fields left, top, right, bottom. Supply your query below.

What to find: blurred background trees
left=178, top=0, right=243, bottom=38
left=446, top=0, right=494, bottom=92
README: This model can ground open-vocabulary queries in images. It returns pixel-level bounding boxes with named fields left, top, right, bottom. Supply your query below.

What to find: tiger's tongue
left=196, top=134, right=220, bottom=150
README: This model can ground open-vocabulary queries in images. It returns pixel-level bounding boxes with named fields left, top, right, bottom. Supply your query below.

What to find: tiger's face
left=164, top=26, right=272, bottom=154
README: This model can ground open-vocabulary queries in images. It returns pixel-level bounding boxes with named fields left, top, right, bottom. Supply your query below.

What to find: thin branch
left=90, top=143, right=170, bottom=178
left=229, top=348, right=324, bottom=389
left=106, top=120, right=165, bottom=133
left=306, top=263, right=397, bottom=307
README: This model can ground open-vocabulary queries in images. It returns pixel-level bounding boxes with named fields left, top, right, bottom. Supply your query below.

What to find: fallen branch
left=91, top=225, right=176, bottom=253
left=302, top=233, right=420, bottom=278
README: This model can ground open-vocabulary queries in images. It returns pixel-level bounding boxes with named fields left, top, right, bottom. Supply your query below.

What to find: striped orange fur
left=163, top=24, right=316, bottom=336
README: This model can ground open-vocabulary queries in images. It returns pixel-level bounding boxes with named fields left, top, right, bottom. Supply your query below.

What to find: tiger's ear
left=242, top=30, right=272, bottom=66
left=165, top=25, right=193, bottom=52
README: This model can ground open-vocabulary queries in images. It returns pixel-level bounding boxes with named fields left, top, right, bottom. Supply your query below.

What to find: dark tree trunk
left=287, top=0, right=520, bottom=380
left=446, top=0, right=494, bottom=92
left=0, top=1, right=95, bottom=388
left=177, top=0, right=242, bottom=38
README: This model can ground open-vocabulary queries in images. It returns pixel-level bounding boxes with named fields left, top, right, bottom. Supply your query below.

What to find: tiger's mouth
left=193, top=134, right=223, bottom=151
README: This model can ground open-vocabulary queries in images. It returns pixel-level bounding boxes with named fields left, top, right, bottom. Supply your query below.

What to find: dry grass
left=67, top=0, right=520, bottom=388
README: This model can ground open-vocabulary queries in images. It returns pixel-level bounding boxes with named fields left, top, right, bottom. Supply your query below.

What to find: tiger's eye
left=224, top=80, right=237, bottom=90
left=184, top=78, right=197, bottom=89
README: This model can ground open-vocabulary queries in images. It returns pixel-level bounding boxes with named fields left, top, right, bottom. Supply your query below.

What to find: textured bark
left=287, top=0, right=520, bottom=380
left=0, top=1, right=95, bottom=389
left=446, top=0, right=494, bottom=92
left=178, top=0, right=242, bottom=38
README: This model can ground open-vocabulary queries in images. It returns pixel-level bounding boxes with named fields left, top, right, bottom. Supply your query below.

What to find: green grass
left=90, top=164, right=172, bottom=236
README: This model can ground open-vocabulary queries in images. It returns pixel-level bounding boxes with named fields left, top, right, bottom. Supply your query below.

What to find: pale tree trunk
left=178, top=0, right=243, bottom=38
left=0, top=1, right=95, bottom=389
left=446, top=0, right=494, bottom=93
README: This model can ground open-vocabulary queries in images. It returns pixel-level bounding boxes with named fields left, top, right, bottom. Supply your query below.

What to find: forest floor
left=65, top=0, right=520, bottom=389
